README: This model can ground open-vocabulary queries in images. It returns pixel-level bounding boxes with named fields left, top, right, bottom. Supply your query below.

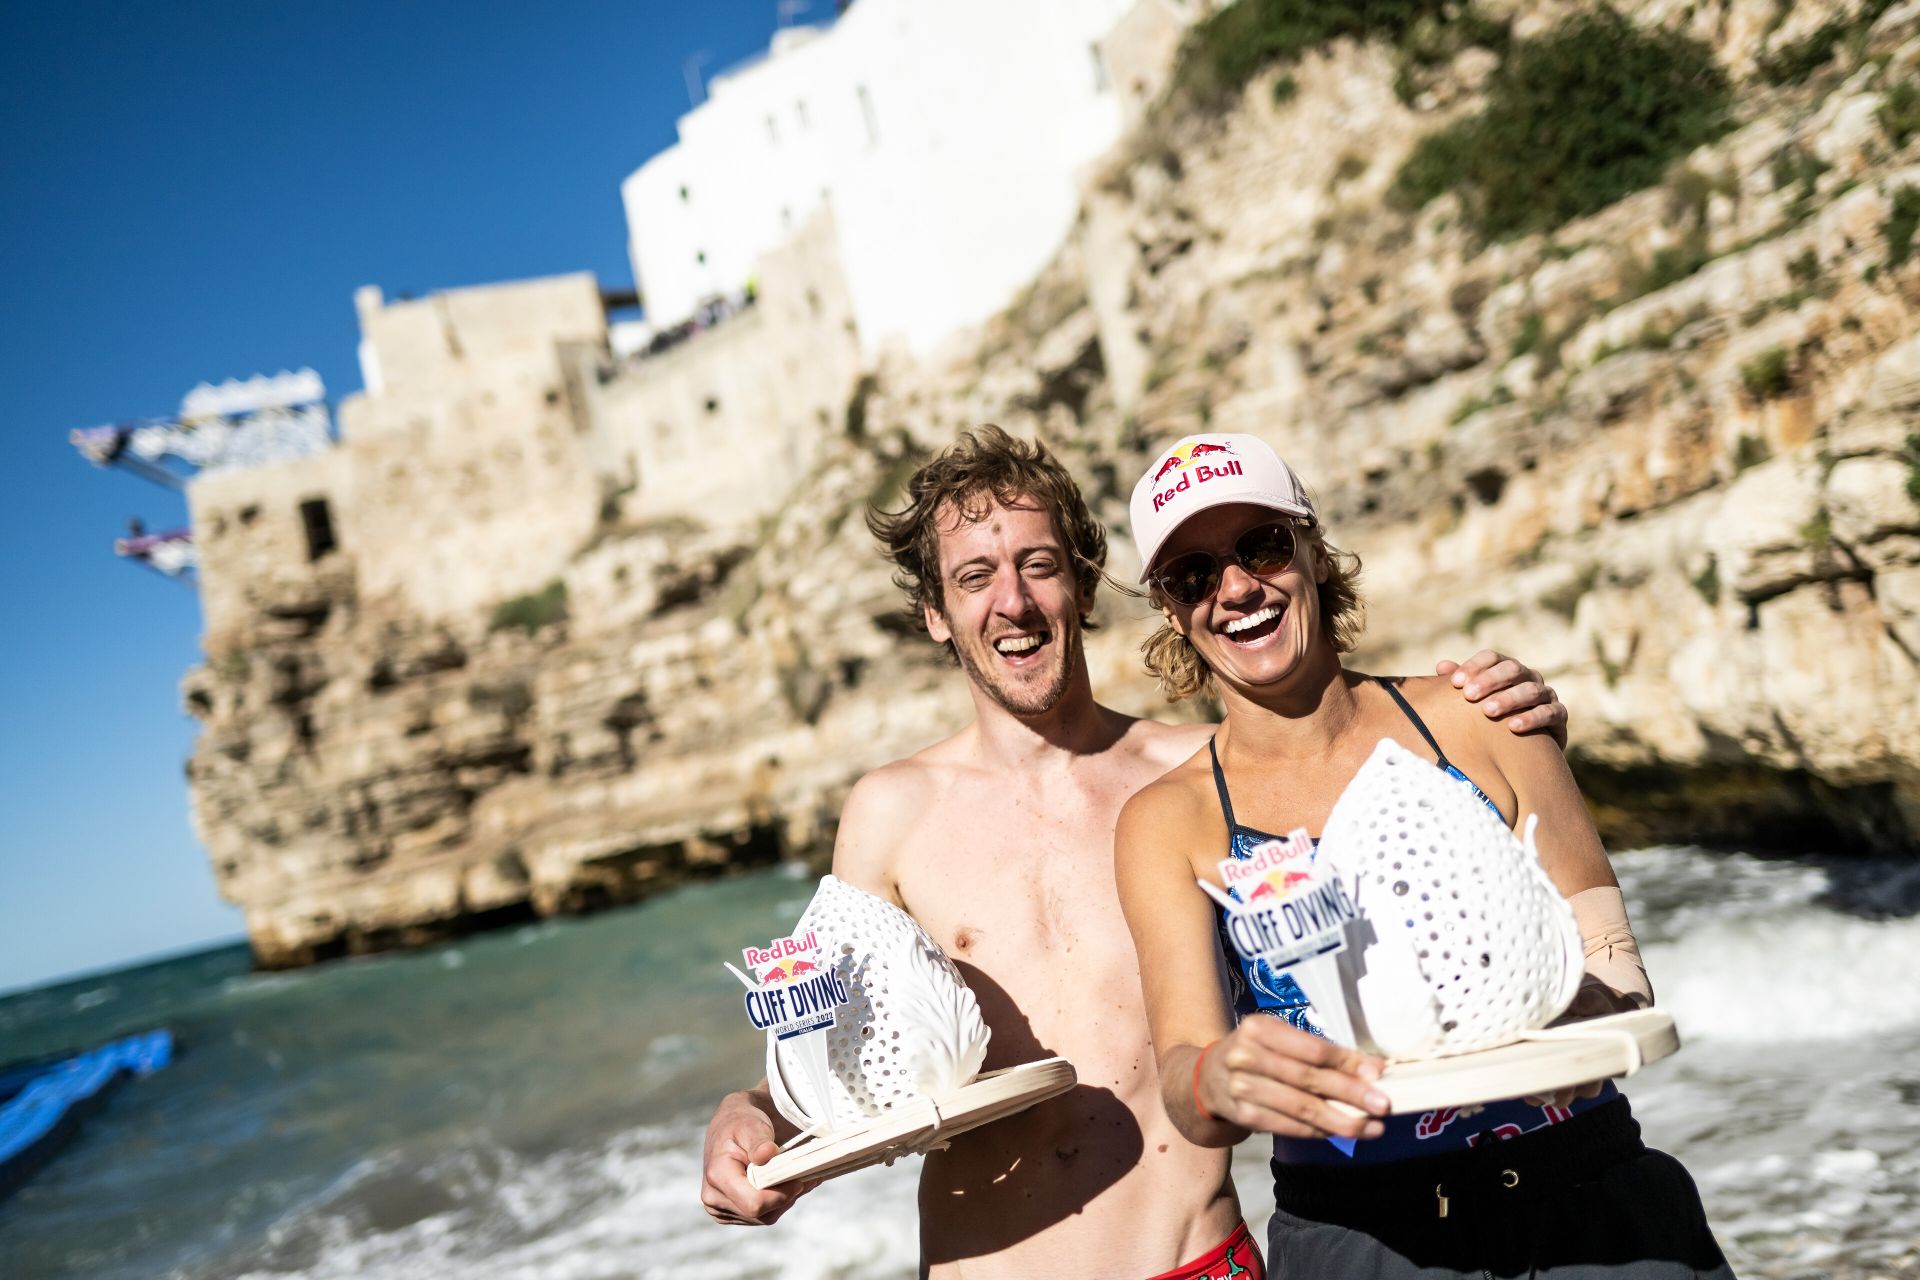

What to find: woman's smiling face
left=1156, top=503, right=1331, bottom=692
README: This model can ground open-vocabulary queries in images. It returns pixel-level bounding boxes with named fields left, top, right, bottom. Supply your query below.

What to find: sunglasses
left=1150, top=519, right=1311, bottom=607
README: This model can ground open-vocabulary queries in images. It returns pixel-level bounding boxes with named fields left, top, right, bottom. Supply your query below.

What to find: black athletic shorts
left=1265, top=1098, right=1735, bottom=1278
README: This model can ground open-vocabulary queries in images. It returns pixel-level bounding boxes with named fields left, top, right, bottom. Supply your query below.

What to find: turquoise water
left=2, top=852, right=1918, bottom=1279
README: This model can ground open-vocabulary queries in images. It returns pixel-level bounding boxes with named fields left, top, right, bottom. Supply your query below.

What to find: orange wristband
left=1193, top=1040, right=1220, bottom=1122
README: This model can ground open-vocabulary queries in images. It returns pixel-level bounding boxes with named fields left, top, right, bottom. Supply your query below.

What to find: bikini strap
left=1375, top=677, right=1457, bottom=773
left=1206, top=736, right=1240, bottom=830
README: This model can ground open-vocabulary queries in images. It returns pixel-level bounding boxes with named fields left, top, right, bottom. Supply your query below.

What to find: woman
left=1114, top=434, right=1730, bottom=1278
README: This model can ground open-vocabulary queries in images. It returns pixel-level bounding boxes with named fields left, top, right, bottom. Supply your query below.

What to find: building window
left=679, top=184, right=690, bottom=202
left=766, top=113, right=779, bottom=144
left=857, top=84, right=879, bottom=146
left=696, top=249, right=706, bottom=265
left=796, top=98, right=809, bottom=129
left=1090, top=42, right=1109, bottom=92
left=300, top=498, right=336, bottom=562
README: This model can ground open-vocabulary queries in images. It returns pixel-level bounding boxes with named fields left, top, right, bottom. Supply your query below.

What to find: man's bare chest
left=891, top=786, right=1139, bottom=979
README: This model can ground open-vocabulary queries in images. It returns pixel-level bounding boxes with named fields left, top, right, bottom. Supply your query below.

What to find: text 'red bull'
left=744, top=929, right=819, bottom=972
left=1151, top=460, right=1246, bottom=512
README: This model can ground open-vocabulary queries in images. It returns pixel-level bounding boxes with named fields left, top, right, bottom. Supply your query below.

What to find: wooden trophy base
left=749, top=1057, right=1078, bottom=1189
left=1377, top=1009, right=1679, bottom=1114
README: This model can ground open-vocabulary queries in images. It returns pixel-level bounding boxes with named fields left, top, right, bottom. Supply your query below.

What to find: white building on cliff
left=621, top=0, right=1149, bottom=354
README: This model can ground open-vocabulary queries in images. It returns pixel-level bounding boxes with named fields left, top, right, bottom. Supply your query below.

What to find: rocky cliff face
left=187, top=0, right=1920, bottom=967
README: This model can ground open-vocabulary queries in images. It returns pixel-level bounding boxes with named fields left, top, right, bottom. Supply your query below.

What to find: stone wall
left=341, top=276, right=608, bottom=624
left=575, top=210, right=864, bottom=524
left=189, top=451, right=356, bottom=659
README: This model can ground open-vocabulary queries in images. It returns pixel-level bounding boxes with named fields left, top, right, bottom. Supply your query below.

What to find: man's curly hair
left=866, top=425, right=1108, bottom=657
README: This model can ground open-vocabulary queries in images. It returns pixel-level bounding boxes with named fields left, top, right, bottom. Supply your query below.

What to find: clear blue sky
left=0, top=0, right=828, bottom=996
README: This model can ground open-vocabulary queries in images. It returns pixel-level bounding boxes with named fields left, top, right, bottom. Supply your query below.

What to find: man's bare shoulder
left=833, top=760, right=930, bottom=897
left=1115, top=737, right=1216, bottom=832
left=832, top=732, right=979, bottom=896
left=1115, top=715, right=1216, bottom=775
left=843, top=757, right=935, bottom=827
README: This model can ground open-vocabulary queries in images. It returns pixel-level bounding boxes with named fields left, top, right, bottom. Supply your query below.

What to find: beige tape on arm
left=1567, top=885, right=1652, bottom=1014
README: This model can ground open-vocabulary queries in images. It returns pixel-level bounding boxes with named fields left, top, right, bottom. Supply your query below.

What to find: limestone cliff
left=186, top=0, right=1920, bottom=967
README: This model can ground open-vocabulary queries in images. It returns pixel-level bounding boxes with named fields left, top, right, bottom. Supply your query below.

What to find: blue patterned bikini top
left=1209, top=677, right=1615, bottom=1166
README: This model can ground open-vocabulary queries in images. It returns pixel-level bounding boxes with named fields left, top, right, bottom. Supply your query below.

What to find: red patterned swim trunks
left=1144, top=1220, right=1264, bottom=1280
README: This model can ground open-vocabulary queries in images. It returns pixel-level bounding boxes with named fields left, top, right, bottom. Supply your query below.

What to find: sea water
left=1, top=848, right=1916, bottom=1279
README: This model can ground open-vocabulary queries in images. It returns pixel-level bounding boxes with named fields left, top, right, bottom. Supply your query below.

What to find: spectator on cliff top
left=699, top=425, right=1568, bottom=1279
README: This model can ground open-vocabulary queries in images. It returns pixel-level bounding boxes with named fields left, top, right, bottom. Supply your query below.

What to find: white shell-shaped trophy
left=746, top=876, right=1076, bottom=1189
left=766, top=875, right=991, bottom=1132
left=1296, top=739, right=1585, bottom=1059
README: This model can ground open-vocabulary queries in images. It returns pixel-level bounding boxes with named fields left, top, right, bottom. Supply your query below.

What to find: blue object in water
left=0, top=1029, right=173, bottom=1196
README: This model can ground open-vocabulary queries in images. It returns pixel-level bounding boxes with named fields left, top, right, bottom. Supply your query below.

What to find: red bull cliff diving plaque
left=1203, top=741, right=1679, bottom=1113
left=726, top=875, right=1076, bottom=1189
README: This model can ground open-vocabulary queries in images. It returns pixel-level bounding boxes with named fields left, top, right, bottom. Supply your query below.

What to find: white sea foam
left=1611, top=846, right=1831, bottom=943
left=218, top=971, right=313, bottom=1000
left=215, top=1122, right=924, bottom=1280
left=1688, top=1138, right=1920, bottom=1275
left=1609, top=847, right=1920, bottom=1043
left=1647, top=911, right=1920, bottom=1042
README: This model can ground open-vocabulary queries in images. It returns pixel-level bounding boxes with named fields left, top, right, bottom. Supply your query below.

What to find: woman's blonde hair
left=1141, top=529, right=1366, bottom=701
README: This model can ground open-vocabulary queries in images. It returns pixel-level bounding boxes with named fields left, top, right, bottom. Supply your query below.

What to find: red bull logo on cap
left=1150, top=439, right=1244, bottom=512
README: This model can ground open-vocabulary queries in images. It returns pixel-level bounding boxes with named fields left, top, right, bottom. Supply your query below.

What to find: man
left=700, top=427, right=1566, bottom=1277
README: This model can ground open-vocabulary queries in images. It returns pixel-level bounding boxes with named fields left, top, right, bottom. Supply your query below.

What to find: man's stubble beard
left=952, top=623, right=1082, bottom=719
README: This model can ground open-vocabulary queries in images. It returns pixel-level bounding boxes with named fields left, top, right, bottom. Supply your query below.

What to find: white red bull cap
left=1129, top=434, right=1316, bottom=582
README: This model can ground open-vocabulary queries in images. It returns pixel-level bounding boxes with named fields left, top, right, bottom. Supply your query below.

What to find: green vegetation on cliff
left=1888, top=185, right=1920, bottom=267
left=1169, top=0, right=1478, bottom=113
left=1740, top=346, right=1794, bottom=400
left=1392, top=10, right=1730, bottom=240
left=490, top=580, right=569, bottom=636
left=1757, top=0, right=1899, bottom=86
left=1880, top=79, right=1920, bottom=148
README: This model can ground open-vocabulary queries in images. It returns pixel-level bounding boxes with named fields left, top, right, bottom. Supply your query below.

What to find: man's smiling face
left=925, top=494, right=1088, bottom=718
